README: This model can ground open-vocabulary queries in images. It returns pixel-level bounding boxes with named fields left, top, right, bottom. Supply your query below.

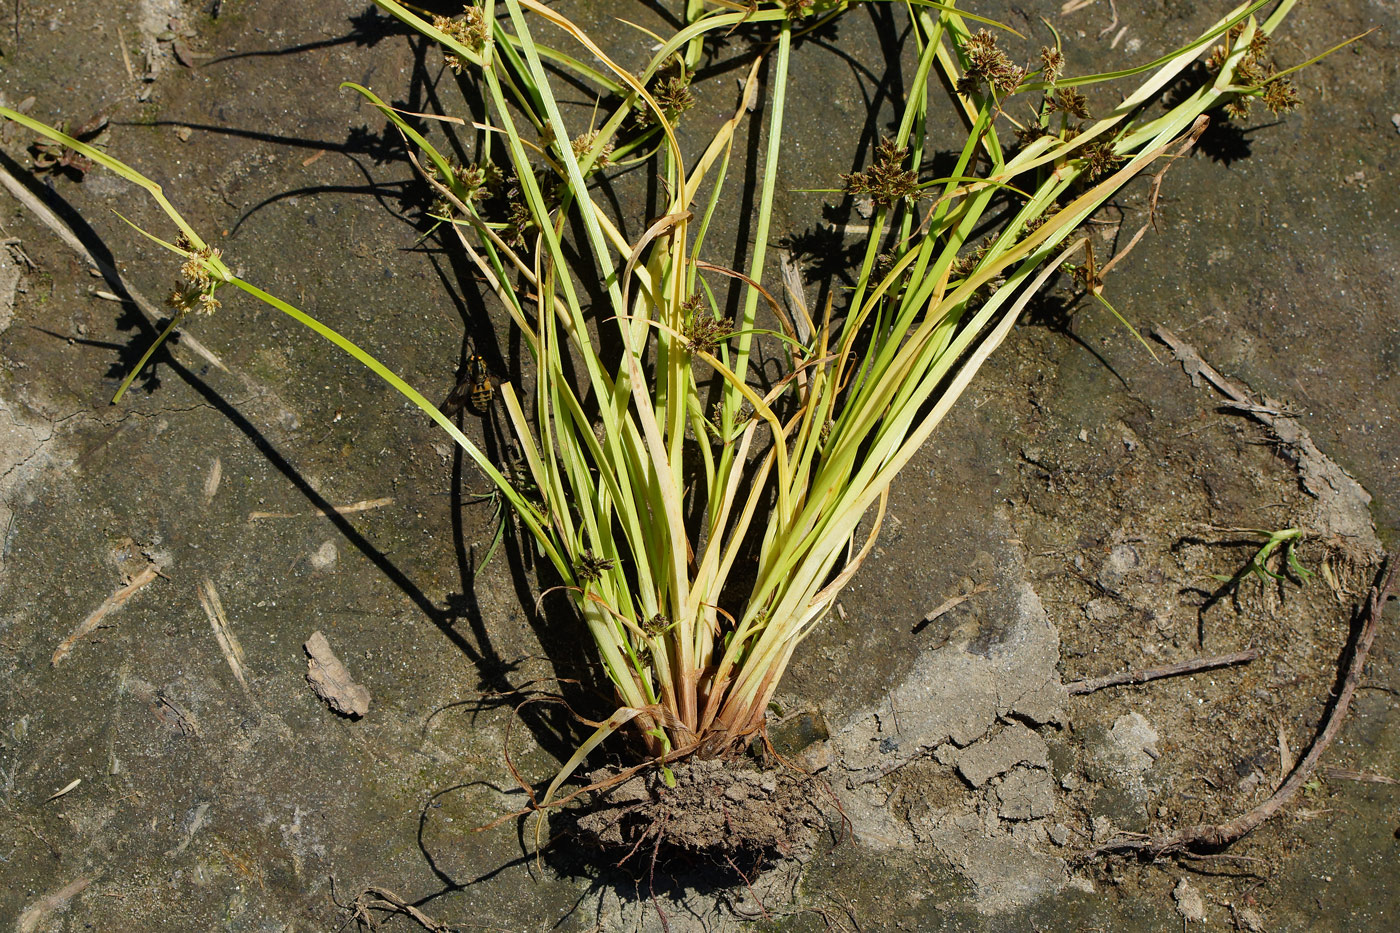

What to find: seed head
left=166, top=287, right=194, bottom=314
left=1048, top=87, right=1090, bottom=120
left=841, top=138, right=921, bottom=208
left=1015, top=121, right=1050, bottom=148
left=1260, top=76, right=1300, bottom=115
left=957, top=30, right=1025, bottom=97
left=1207, top=23, right=1301, bottom=121
left=683, top=317, right=731, bottom=356
left=1079, top=141, right=1123, bottom=180
left=575, top=552, right=615, bottom=584
left=637, top=57, right=695, bottom=128
left=434, top=6, right=488, bottom=50
left=570, top=129, right=615, bottom=169
left=181, top=255, right=211, bottom=290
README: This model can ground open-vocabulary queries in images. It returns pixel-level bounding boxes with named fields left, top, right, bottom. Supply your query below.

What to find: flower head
left=841, top=138, right=921, bottom=208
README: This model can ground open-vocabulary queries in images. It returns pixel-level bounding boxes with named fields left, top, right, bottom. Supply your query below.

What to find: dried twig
left=1097, top=0, right=1120, bottom=40
left=52, top=564, right=161, bottom=665
left=198, top=579, right=249, bottom=691
left=351, top=885, right=452, bottom=933
left=16, top=878, right=91, bottom=933
left=1096, top=117, right=1207, bottom=280
left=248, top=497, right=393, bottom=520
left=1087, top=556, right=1396, bottom=858
left=203, top=457, right=222, bottom=502
left=913, top=582, right=989, bottom=633
left=1066, top=648, right=1258, bottom=695
left=1323, top=767, right=1399, bottom=786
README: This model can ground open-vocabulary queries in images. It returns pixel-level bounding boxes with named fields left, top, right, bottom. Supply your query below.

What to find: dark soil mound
left=563, top=757, right=833, bottom=871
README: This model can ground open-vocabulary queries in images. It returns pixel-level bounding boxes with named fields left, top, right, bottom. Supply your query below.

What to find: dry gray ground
left=1, top=2, right=1397, bottom=931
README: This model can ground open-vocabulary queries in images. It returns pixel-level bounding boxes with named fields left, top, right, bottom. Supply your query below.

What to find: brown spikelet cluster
left=1048, top=87, right=1091, bottom=120
left=503, top=197, right=534, bottom=247
left=167, top=234, right=224, bottom=316
left=428, top=160, right=498, bottom=220
left=442, top=159, right=496, bottom=201
left=955, top=30, right=1025, bottom=97
left=1015, top=122, right=1050, bottom=147
left=1207, top=24, right=1301, bottom=119
left=949, top=238, right=994, bottom=278
left=841, top=138, right=921, bottom=208
left=497, top=169, right=554, bottom=247
left=637, top=57, right=696, bottom=128
left=1039, top=46, right=1065, bottom=85
left=681, top=294, right=731, bottom=355
left=571, top=129, right=615, bottom=170
left=453, top=160, right=496, bottom=197
left=575, top=552, right=616, bottom=584
left=1079, top=140, right=1123, bottom=179
left=434, top=5, right=488, bottom=74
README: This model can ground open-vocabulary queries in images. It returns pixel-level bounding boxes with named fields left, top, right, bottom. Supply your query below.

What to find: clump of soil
left=563, top=757, right=832, bottom=871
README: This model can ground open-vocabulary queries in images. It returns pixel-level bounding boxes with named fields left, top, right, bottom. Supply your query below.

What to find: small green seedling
left=1212, top=527, right=1314, bottom=587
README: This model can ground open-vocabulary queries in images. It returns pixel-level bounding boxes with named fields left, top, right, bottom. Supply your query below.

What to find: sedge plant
left=1, top=0, right=1343, bottom=807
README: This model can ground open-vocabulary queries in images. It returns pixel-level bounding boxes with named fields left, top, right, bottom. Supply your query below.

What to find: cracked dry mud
left=1, top=1, right=1397, bottom=931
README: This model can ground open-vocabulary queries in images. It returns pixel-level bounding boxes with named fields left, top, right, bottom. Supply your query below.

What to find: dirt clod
left=566, top=758, right=831, bottom=869
left=304, top=630, right=371, bottom=718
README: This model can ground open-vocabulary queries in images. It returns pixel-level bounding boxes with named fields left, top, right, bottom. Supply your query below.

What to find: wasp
left=442, top=354, right=495, bottom=416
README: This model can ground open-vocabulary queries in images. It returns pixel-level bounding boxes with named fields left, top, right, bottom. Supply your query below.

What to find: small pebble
left=310, top=540, right=338, bottom=571
left=1173, top=878, right=1207, bottom=923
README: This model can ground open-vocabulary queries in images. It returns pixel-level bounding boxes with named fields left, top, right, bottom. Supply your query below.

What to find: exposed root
left=1085, top=555, right=1396, bottom=859
left=559, top=757, right=832, bottom=879
left=342, top=883, right=452, bottom=933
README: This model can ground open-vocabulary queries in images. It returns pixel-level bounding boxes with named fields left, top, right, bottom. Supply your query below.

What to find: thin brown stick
left=1323, top=767, right=1399, bottom=786
left=1096, top=116, right=1208, bottom=281
left=1065, top=648, right=1258, bottom=695
left=1087, top=555, right=1396, bottom=858
left=913, top=582, right=990, bottom=633
left=52, top=564, right=162, bottom=665
left=351, top=886, right=452, bottom=933
left=247, top=497, right=394, bottom=520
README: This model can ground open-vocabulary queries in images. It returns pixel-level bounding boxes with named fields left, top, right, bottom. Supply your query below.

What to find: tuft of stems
left=3, top=0, right=1339, bottom=800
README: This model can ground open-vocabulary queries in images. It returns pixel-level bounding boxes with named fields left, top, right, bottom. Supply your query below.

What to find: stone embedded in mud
left=1085, top=597, right=1123, bottom=622
left=1098, top=542, right=1141, bottom=590
left=768, top=708, right=830, bottom=755
left=1102, top=711, right=1159, bottom=775
left=1173, top=878, right=1207, bottom=923
left=303, top=631, right=371, bottom=718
